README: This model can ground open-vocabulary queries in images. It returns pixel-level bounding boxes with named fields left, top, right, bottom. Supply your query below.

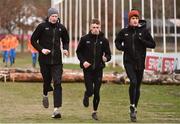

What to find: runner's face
left=129, top=16, right=139, bottom=27
left=49, top=14, right=58, bottom=24
left=90, top=23, right=101, bottom=35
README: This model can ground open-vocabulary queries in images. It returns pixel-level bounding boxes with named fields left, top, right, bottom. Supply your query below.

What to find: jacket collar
left=128, top=19, right=147, bottom=29
left=45, top=17, right=61, bottom=27
left=88, top=31, right=104, bottom=37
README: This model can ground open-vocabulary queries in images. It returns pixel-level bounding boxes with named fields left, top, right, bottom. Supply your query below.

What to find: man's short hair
left=91, top=18, right=101, bottom=25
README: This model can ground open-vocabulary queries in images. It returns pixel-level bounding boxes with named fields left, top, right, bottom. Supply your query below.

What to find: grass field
left=0, top=82, right=180, bottom=123
left=0, top=52, right=180, bottom=123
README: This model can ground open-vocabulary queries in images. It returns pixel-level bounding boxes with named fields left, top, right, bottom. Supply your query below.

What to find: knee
left=94, top=93, right=100, bottom=99
left=130, top=79, right=138, bottom=88
left=53, top=83, right=62, bottom=90
left=87, top=89, right=94, bottom=97
left=53, top=77, right=61, bottom=85
left=89, top=90, right=94, bottom=97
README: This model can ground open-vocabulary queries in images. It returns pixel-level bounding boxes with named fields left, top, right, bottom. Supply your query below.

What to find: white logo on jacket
left=86, top=41, right=90, bottom=44
left=45, top=27, right=49, bottom=30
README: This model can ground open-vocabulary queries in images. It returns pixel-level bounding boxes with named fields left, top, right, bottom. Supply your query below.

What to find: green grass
left=0, top=82, right=180, bottom=123
left=0, top=52, right=179, bottom=123
left=0, top=52, right=33, bottom=68
left=63, top=63, right=124, bottom=73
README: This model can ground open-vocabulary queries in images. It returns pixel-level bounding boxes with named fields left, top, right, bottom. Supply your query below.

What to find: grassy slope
left=0, top=53, right=180, bottom=123
left=0, top=83, right=180, bottom=123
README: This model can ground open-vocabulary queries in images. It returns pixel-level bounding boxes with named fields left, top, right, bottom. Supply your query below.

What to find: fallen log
left=143, top=71, right=180, bottom=85
left=9, top=69, right=121, bottom=83
left=10, top=72, right=42, bottom=82
left=0, top=68, right=180, bottom=85
left=7, top=68, right=121, bottom=82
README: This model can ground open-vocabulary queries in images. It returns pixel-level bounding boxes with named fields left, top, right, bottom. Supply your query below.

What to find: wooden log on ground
left=143, top=71, right=180, bottom=85
left=10, top=72, right=42, bottom=82
left=0, top=68, right=180, bottom=84
left=9, top=69, right=122, bottom=83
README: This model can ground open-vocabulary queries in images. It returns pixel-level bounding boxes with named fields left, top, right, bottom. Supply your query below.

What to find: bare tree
left=0, top=0, right=50, bottom=52
left=0, top=0, right=23, bottom=34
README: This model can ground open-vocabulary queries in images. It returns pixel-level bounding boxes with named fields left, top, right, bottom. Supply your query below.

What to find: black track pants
left=125, top=64, right=144, bottom=107
left=40, top=63, right=63, bottom=107
left=83, top=68, right=103, bottom=111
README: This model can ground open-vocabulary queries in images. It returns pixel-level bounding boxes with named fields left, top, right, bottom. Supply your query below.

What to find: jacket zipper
left=92, top=36, right=98, bottom=70
left=51, top=28, right=55, bottom=64
left=132, top=29, right=139, bottom=69
left=132, top=29, right=136, bottom=57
